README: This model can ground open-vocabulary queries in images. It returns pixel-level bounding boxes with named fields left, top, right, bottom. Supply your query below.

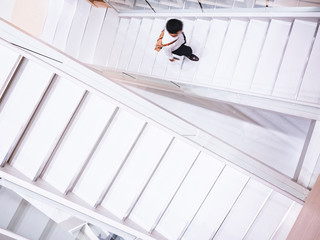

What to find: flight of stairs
left=0, top=14, right=306, bottom=239
left=42, top=0, right=320, bottom=112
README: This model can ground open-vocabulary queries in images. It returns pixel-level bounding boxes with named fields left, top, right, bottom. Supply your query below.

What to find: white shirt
left=161, top=29, right=185, bottom=60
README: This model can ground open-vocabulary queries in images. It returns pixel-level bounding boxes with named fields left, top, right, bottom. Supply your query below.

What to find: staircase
left=0, top=14, right=308, bottom=239
left=40, top=0, right=320, bottom=120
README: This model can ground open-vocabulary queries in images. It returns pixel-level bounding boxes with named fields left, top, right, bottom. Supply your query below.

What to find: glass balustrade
left=104, top=0, right=320, bottom=12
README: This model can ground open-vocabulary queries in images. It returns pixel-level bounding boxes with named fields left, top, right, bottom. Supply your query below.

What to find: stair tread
left=298, top=27, right=320, bottom=104
left=52, top=0, right=78, bottom=51
left=107, top=18, right=131, bottom=68
left=65, top=0, right=92, bottom=58
left=127, top=18, right=154, bottom=73
left=212, top=19, right=248, bottom=87
left=230, top=19, right=269, bottom=90
left=251, top=19, right=292, bottom=95
left=117, top=18, right=142, bottom=71
left=273, top=20, right=317, bottom=99
left=93, top=8, right=120, bottom=66
left=194, top=19, right=229, bottom=84
left=78, top=7, right=107, bottom=63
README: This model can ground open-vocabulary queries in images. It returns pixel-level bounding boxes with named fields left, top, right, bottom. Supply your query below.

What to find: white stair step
left=179, top=19, right=211, bottom=82
left=52, top=0, right=78, bottom=51
left=128, top=139, right=199, bottom=231
left=78, top=7, right=106, bottom=63
left=139, top=18, right=166, bottom=75
left=155, top=153, right=224, bottom=240
left=93, top=8, right=119, bottom=66
left=107, top=17, right=131, bottom=69
left=270, top=203, right=302, bottom=239
left=43, top=94, right=117, bottom=193
left=243, top=192, right=293, bottom=240
left=0, top=60, right=53, bottom=163
left=273, top=20, right=317, bottom=99
left=117, top=18, right=142, bottom=71
left=41, top=0, right=64, bottom=43
left=194, top=19, right=229, bottom=84
left=12, top=78, right=85, bottom=180
left=73, top=110, right=145, bottom=207
left=0, top=44, right=20, bottom=91
left=298, top=25, right=320, bottom=104
left=212, top=19, right=248, bottom=87
left=127, top=18, right=154, bottom=73
left=213, top=179, right=272, bottom=240
left=65, top=0, right=91, bottom=58
left=0, top=187, right=22, bottom=229
left=165, top=18, right=194, bottom=80
left=251, top=19, right=292, bottom=95
left=230, top=19, right=269, bottom=90
left=101, top=125, right=173, bottom=219
left=181, top=167, right=249, bottom=240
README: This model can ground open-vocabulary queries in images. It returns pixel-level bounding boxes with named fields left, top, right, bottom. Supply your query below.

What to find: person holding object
left=155, top=19, right=199, bottom=62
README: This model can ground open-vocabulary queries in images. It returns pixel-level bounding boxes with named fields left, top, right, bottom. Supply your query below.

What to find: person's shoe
left=187, top=54, right=199, bottom=61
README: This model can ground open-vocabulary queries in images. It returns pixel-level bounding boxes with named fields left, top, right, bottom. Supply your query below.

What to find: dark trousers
left=172, top=32, right=192, bottom=57
left=172, top=44, right=192, bottom=57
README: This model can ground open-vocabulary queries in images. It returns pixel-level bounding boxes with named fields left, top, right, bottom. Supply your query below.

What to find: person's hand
left=169, top=58, right=175, bottom=62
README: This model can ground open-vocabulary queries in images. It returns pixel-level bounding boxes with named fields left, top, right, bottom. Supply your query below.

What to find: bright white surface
left=0, top=45, right=20, bottom=91
left=0, top=60, right=52, bottom=162
left=165, top=18, right=194, bottom=80
left=117, top=18, right=142, bottom=71
left=231, top=19, right=269, bottom=90
left=251, top=19, right=291, bottom=95
left=52, top=0, right=78, bottom=51
left=139, top=18, right=166, bottom=75
left=298, top=26, right=320, bottom=104
left=15, top=205, right=49, bottom=240
left=194, top=19, right=228, bottom=83
left=155, top=153, right=224, bottom=239
left=179, top=19, right=211, bottom=82
left=298, top=121, right=320, bottom=187
left=129, top=139, right=200, bottom=231
left=93, top=8, right=119, bottom=66
left=243, top=192, right=293, bottom=240
left=101, top=125, right=173, bottom=219
left=182, top=167, right=249, bottom=240
left=73, top=110, right=145, bottom=206
left=273, top=20, right=317, bottom=99
left=0, top=0, right=16, bottom=21
left=41, top=0, right=64, bottom=43
left=213, top=179, right=272, bottom=239
left=78, top=6, right=106, bottom=63
left=127, top=18, right=153, bottom=72
left=0, top=187, right=22, bottom=229
left=107, top=17, right=130, bottom=68
left=12, top=78, right=85, bottom=179
left=44, top=94, right=117, bottom=193
left=213, top=19, right=248, bottom=87
left=65, top=0, right=91, bottom=58
left=271, top=202, right=302, bottom=240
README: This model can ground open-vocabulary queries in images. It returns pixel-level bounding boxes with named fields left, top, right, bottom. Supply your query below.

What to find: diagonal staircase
left=41, top=0, right=320, bottom=120
left=0, top=13, right=309, bottom=239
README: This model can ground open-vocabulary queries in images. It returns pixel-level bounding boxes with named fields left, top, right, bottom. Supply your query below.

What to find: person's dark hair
left=166, top=19, right=183, bottom=34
